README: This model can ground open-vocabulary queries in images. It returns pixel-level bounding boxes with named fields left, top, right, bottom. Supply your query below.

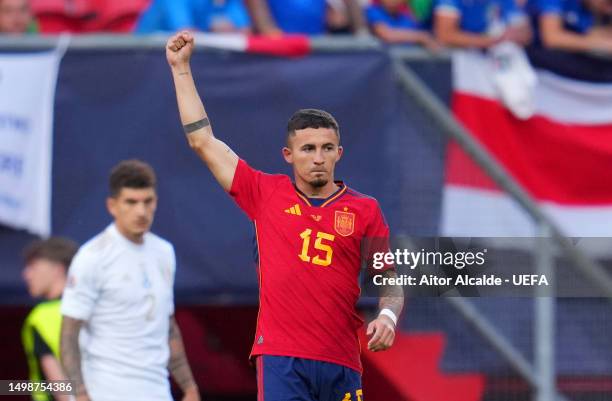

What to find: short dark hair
left=286, top=109, right=340, bottom=144
left=109, top=159, right=156, bottom=197
left=23, top=237, right=78, bottom=269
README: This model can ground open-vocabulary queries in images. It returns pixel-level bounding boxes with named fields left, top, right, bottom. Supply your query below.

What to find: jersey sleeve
left=501, top=0, right=527, bottom=25
left=168, top=245, right=177, bottom=316
left=226, top=0, right=251, bottom=29
left=363, top=201, right=394, bottom=274
left=229, top=159, right=282, bottom=220
left=366, top=5, right=388, bottom=25
left=61, top=250, right=100, bottom=321
left=161, top=0, right=196, bottom=30
left=32, top=327, right=53, bottom=360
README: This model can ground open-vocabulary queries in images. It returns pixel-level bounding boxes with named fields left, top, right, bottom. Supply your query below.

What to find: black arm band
left=183, top=117, right=210, bottom=134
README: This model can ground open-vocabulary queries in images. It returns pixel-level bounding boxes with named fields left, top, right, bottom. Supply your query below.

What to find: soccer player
left=434, top=0, right=532, bottom=48
left=246, top=0, right=367, bottom=36
left=60, top=160, right=200, bottom=401
left=22, top=237, right=78, bottom=401
left=366, top=0, right=440, bottom=49
left=166, top=31, right=404, bottom=400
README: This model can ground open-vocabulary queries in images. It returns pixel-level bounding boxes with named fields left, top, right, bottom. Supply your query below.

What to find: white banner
left=0, top=51, right=62, bottom=237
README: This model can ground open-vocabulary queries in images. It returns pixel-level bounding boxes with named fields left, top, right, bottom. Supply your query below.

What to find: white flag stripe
left=193, top=32, right=248, bottom=51
left=452, top=50, right=612, bottom=125
left=442, top=186, right=612, bottom=237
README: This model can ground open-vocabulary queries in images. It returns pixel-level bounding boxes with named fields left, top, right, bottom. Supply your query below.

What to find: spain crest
left=334, top=209, right=355, bottom=237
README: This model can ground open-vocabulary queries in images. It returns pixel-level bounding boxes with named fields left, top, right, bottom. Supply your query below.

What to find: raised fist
left=166, top=31, right=195, bottom=68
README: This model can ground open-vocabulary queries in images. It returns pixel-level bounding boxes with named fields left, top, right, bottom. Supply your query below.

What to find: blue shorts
left=256, top=355, right=363, bottom=401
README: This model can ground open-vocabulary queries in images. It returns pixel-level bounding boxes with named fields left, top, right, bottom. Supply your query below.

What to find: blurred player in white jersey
left=60, top=160, right=200, bottom=401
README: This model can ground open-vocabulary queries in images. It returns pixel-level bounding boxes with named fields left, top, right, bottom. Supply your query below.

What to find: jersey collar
left=108, top=223, right=146, bottom=250
left=294, top=181, right=347, bottom=208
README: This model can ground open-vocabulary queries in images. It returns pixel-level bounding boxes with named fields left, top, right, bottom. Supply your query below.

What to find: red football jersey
left=229, top=159, right=391, bottom=373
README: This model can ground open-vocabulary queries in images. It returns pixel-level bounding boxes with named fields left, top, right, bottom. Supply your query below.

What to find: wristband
left=183, top=117, right=210, bottom=134
left=379, top=308, right=397, bottom=326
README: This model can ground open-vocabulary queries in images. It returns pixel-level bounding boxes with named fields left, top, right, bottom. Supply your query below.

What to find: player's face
left=22, top=259, right=62, bottom=298
left=0, top=0, right=31, bottom=34
left=283, top=127, right=343, bottom=189
left=107, top=187, right=157, bottom=243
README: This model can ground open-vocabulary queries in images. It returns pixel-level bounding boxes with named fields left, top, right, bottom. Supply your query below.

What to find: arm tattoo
left=60, top=317, right=87, bottom=397
left=168, top=317, right=197, bottom=392
left=379, top=269, right=404, bottom=319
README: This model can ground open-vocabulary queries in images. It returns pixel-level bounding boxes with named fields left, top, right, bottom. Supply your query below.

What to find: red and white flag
left=442, top=50, right=612, bottom=237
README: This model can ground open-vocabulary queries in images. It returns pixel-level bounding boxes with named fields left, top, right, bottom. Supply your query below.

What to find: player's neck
left=46, top=278, right=65, bottom=300
left=295, top=179, right=339, bottom=199
left=114, top=223, right=145, bottom=245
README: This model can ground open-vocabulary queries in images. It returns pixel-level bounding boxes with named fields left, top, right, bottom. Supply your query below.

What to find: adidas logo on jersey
left=284, top=204, right=302, bottom=216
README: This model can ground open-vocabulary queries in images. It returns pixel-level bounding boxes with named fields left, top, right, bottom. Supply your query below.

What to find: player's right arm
left=60, top=317, right=89, bottom=401
left=60, top=248, right=99, bottom=401
left=166, top=31, right=239, bottom=192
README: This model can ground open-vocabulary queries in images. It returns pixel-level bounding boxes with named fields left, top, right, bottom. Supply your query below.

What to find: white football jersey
left=62, top=223, right=176, bottom=401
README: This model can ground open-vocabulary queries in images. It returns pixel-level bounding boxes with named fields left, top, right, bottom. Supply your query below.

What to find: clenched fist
left=166, top=31, right=195, bottom=68
left=366, top=315, right=396, bottom=352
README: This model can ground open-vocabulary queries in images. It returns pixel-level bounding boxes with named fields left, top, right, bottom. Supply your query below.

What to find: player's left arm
left=168, top=316, right=200, bottom=401
left=367, top=269, right=404, bottom=352
left=364, top=203, right=404, bottom=352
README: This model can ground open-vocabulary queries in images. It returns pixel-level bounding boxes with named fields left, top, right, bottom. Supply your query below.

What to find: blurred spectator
left=0, top=0, right=36, bottom=34
left=434, top=0, right=532, bottom=48
left=327, top=0, right=369, bottom=33
left=367, top=0, right=440, bottom=49
left=30, top=0, right=148, bottom=34
left=136, top=0, right=251, bottom=34
left=22, top=237, right=78, bottom=401
left=534, top=0, right=612, bottom=52
left=246, top=0, right=367, bottom=35
left=27, top=0, right=95, bottom=34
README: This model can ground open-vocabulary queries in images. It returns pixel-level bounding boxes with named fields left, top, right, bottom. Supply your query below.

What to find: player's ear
left=336, top=145, right=343, bottom=161
left=106, top=197, right=117, bottom=218
left=282, top=147, right=293, bottom=164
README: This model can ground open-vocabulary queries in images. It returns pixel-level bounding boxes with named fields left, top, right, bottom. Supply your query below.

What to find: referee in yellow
left=22, top=237, right=77, bottom=401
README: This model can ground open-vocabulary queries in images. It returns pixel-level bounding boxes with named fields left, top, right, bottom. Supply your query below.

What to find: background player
left=60, top=160, right=200, bottom=401
left=22, top=237, right=78, bottom=401
left=167, top=31, right=404, bottom=401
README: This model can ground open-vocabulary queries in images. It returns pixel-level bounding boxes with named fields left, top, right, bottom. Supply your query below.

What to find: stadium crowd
left=0, top=0, right=611, bottom=53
